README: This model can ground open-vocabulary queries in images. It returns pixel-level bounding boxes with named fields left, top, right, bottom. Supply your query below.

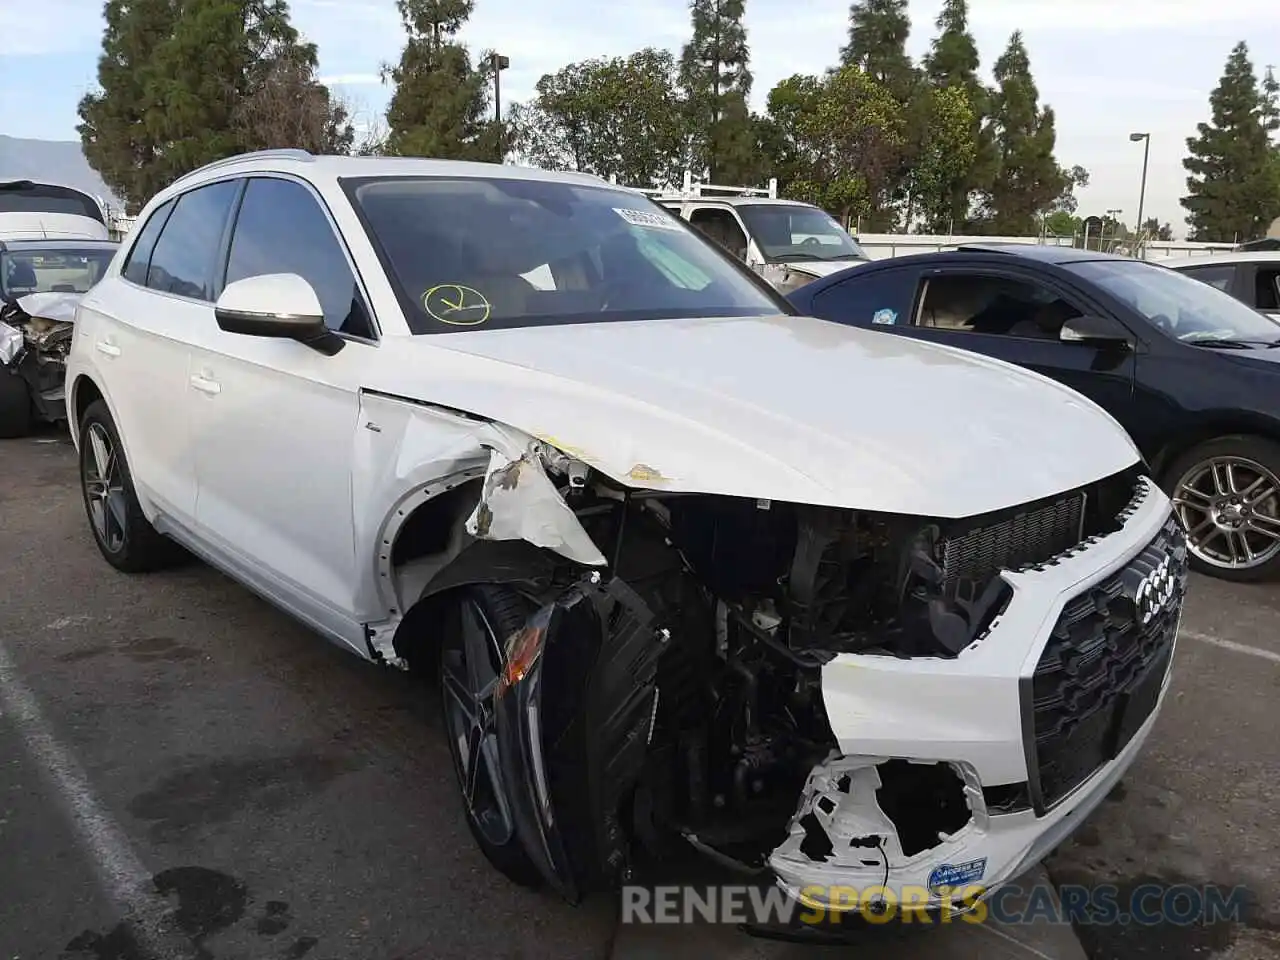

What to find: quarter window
left=224, top=177, right=374, bottom=338
left=1255, top=268, right=1280, bottom=311
left=916, top=274, right=1084, bottom=341
left=809, top=268, right=916, bottom=326
left=1181, top=263, right=1236, bottom=292
left=122, top=199, right=175, bottom=286
left=146, top=180, right=240, bottom=301
left=688, top=207, right=749, bottom=260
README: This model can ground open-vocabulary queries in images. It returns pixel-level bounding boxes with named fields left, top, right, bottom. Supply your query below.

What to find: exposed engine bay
left=391, top=436, right=1145, bottom=899
left=0, top=292, right=77, bottom=425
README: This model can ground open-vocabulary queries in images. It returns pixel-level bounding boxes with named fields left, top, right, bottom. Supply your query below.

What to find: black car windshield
left=0, top=181, right=105, bottom=224
left=1066, top=258, right=1280, bottom=344
left=734, top=203, right=868, bottom=262
left=341, top=176, right=786, bottom=333
left=1, top=245, right=117, bottom=297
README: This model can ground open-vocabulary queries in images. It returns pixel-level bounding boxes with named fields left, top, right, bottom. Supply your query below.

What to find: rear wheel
left=1164, top=435, right=1280, bottom=581
left=438, top=584, right=542, bottom=888
left=0, top=369, right=32, bottom=439
left=77, top=400, right=184, bottom=572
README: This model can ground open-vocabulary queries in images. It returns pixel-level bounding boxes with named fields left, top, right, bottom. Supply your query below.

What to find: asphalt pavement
left=1, top=429, right=1278, bottom=960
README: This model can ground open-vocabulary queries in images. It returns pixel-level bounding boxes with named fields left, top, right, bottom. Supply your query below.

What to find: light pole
left=489, top=53, right=510, bottom=124
left=1129, top=132, right=1151, bottom=241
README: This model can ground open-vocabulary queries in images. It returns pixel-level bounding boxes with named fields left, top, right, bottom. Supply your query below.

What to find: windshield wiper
left=1188, top=337, right=1276, bottom=349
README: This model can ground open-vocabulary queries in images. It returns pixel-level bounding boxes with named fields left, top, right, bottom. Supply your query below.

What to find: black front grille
left=942, top=493, right=1084, bottom=596
left=1026, top=513, right=1188, bottom=811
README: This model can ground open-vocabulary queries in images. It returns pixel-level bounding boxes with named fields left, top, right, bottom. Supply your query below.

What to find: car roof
left=1161, top=251, right=1280, bottom=268
left=0, top=237, right=118, bottom=252
left=951, top=242, right=1135, bottom=265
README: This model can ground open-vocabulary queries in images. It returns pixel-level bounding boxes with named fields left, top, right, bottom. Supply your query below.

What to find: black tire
left=77, top=399, right=184, bottom=573
left=0, top=369, right=33, bottom=439
left=1161, top=434, right=1280, bottom=582
left=438, top=584, right=543, bottom=889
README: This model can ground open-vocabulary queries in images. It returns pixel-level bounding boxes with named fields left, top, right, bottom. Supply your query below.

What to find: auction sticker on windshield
left=614, top=208, right=682, bottom=231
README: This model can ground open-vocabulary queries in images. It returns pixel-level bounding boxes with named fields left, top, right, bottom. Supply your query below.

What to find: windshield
left=0, top=182, right=105, bottom=224
left=734, top=204, right=868, bottom=262
left=1, top=245, right=117, bottom=297
left=341, top=176, right=787, bottom=334
left=1065, top=259, right=1280, bottom=344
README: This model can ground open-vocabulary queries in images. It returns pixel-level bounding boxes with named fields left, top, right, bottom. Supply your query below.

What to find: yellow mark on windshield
left=422, top=284, right=491, bottom=326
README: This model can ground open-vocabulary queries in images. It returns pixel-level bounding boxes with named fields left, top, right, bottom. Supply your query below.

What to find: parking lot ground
left=0, top=431, right=1278, bottom=960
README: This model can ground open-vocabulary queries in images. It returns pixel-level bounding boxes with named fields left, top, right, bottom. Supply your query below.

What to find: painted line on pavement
left=0, top=639, right=199, bottom=959
left=1182, top=628, right=1280, bottom=664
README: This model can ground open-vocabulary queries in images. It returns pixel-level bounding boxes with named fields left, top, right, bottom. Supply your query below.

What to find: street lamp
left=489, top=53, right=510, bottom=124
left=1130, top=132, right=1151, bottom=240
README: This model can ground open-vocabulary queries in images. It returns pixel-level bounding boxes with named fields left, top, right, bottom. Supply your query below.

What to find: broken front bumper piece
left=771, top=478, right=1187, bottom=912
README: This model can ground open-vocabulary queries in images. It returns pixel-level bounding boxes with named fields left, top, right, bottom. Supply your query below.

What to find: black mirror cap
left=1061, top=315, right=1132, bottom=346
left=214, top=307, right=345, bottom=355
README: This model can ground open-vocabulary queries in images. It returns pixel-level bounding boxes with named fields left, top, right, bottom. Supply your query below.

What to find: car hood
left=775, top=259, right=869, bottom=279
left=380, top=314, right=1140, bottom=518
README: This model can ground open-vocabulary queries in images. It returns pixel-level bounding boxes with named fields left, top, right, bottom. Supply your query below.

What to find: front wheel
left=438, top=584, right=542, bottom=888
left=0, top=369, right=32, bottom=439
left=1164, top=435, right=1280, bottom=581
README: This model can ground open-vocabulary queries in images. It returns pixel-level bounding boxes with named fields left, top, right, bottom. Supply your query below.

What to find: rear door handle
left=95, top=340, right=121, bottom=357
left=190, top=374, right=221, bottom=396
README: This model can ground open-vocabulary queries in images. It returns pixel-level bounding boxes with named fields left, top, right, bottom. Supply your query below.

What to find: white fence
left=854, top=233, right=1237, bottom=262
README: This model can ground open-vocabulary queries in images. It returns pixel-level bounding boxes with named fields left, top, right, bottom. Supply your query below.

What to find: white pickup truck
left=638, top=175, right=872, bottom=294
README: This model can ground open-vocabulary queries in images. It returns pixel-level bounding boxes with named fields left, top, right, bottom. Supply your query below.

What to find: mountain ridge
left=0, top=135, right=124, bottom=212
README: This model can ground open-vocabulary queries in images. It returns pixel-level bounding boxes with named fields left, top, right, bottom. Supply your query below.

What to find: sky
left=2, top=0, right=1277, bottom=239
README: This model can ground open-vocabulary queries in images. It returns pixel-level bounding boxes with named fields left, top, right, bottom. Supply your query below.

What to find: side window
left=1182, top=263, right=1237, bottom=292
left=1255, top=268, right=1280, bottom=311
left=689, top=207, right=748, bottom=260
left=224, top=177, right=375, bottom=338
left=808, top=268, right=916, bottom=326
left=146, top=180, right=240, bottom=300
left=917, top=274, right=1084, bottom=341
left=121, top=199, right=175, bottom=286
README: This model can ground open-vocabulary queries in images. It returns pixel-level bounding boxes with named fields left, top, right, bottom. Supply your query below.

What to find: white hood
left=381, top=314, right=1140, bottom=518
left=0, top=212, right=108, bottom=241
left=779, top=259, right=869, bottom=279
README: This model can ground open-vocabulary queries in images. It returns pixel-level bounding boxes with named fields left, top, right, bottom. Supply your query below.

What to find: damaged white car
left=66, top=151, right=1188, bottom=922
left=1, top=238, right=118, bottom=436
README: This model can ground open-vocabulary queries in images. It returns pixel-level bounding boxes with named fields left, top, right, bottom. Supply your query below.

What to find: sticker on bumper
left=928, top=858, right=987, bottom=891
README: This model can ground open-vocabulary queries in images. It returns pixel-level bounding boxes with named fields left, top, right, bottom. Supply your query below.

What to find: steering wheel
left=1149, top=313, right=1176, bottom=334
left=801, top=236, right=822, bottom=247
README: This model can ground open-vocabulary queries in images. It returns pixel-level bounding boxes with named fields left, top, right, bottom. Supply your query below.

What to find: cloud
left=319, top=73, right=383, bottom=86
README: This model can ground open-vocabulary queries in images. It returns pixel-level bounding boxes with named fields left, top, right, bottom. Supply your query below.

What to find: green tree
left=1182, top=42, right=1280, bottom=242
left=679, top=0, right=756, bottom=184
left=383, top=0, right=504, bottom=160
left=909, top=85, right=978, bottom=233
left=786, top=65, right=906, bottom=230
left=758, top=74, right=824, bottom=194
left=77, top=0, right=178, bottom=213
left=78, top=0, right=350, bottom=213
left=510, top=50, right=688, bottom=187
left=1042, top=210, right=1079, bottom=238
left=1141, top=217, right=1175, bottom=242
left=838, top=0, right=915, bottom=101
left=920, top=0, right=995, bottom=228
left=976, top=32, right=1073, bottom=235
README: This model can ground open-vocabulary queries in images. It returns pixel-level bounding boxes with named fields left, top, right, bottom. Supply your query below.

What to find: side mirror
left=214, top=273, right=344, bottom=356
left=1060, top=314, right=1131, bottom=347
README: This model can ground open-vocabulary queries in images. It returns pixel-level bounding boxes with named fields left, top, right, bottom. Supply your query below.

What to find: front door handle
left=190, top=374, right=221, bottom=396
left=95, top=340, right=121, bottom=357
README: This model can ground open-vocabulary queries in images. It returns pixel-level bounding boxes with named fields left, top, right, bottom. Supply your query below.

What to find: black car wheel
left=0, top=369, right=33, bottom=438
left=77, top=399, right=184, bottom=572
left=438, top=584, right=542, bottom=888
left=1165, top=435, right=1280, bottom=581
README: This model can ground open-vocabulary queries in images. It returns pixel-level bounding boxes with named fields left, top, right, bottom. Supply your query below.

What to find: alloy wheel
left=83, top=422, right=128, bottom=554
left=440, top=598, right=516, bottom=848
left=1172, top=455, right=1280, bottom=571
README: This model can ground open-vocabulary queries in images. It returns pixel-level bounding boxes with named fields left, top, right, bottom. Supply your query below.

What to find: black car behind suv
left=788, top=244, right=1280, bottom=582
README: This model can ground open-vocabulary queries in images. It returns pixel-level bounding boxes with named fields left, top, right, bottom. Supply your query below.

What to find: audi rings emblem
left=1134, top=554, right=1176, bottom=625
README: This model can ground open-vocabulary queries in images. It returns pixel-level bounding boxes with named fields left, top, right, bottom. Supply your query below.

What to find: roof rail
left=170, top=149, right=315, bottom=187
left=607, top=170, right=779, bottom=201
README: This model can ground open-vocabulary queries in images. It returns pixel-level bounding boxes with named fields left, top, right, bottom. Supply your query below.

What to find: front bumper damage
left=0, top=293, right=78, bottom=424
left=769, top=477, right=1186, bottom=913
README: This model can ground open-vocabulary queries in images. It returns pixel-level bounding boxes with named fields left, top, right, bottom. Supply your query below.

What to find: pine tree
left=979, top=32, right=1070, bottom=235
left=77, top=0, right=179, bottom=213
left=838, top=0, right=915, bottom=101
left=383, top=0, right=502, bottom=160
left=919, top=0, right=991, bottom=229
left=1182, top=42, right=1280, bottom=242
left=679, top=0, right=756, bottom=184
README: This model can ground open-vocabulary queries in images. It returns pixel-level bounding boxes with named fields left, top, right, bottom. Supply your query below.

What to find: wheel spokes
left=1176, top=454, right=1280, bottom=570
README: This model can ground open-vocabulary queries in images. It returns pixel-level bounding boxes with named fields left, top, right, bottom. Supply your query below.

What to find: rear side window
left=809, top=267, right=917, bottom=327
left=1181, top=263, right=1236, bottom=292
left=224, top=177, right=375, bottom=338
left=146, top=180, right=240, bottom=301
left=122, top=200, right=175, bottom=286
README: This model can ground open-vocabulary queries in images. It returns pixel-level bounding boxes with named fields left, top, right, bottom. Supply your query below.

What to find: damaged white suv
left=67, top=150, right=1187, bottom=918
